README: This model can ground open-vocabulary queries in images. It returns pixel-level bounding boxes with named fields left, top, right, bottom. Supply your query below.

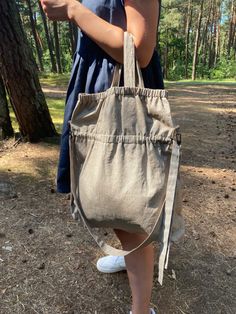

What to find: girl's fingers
left=40, top=1, right=47, bottom=13
left=39, top=0, right=70, bottom=21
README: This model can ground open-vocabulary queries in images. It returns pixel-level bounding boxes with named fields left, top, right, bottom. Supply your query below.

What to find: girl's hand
left=40, top=0, right=78, bottom=21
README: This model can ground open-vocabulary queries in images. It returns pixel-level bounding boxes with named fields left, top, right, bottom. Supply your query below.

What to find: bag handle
left=111, top=32, right=144, bottom=88
left=124, top=31, right=135, bottom=87
left=70, top=136, right=180, bottom=285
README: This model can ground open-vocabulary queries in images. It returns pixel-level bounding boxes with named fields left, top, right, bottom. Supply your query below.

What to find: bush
left=167, top=61, right=186, bottom=80
left=209, top=58, right=236, bottom=79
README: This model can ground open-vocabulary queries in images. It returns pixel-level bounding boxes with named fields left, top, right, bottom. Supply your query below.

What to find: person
left=41, top=1, right=163, bottom=313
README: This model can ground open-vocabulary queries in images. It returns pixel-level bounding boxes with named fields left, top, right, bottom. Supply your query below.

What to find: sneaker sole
left=96, top=262, right=126, bottom=273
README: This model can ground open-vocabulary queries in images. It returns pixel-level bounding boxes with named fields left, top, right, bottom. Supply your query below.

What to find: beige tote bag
left=69, top=32, right=184, bottom=284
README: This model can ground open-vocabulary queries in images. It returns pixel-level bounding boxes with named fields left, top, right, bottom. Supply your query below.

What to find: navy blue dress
left=57, top=0, right=164, bottom=193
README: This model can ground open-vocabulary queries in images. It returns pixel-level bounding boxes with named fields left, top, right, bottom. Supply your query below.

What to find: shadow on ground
left=0, top=83, right=236, bottom=314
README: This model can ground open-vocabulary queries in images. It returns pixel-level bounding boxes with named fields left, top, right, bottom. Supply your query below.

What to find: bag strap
left=158, top=140, right=180, bottom=285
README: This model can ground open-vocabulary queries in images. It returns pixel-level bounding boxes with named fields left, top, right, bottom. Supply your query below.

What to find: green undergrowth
left=9, top=98, right=64, bottom=134
left=47, top=98, right=65, bottom=133
left=165, top=78, right=236, bottom=85
left=39, top=72, right=70, bottom=87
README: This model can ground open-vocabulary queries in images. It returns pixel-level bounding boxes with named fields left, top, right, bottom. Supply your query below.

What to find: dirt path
left=0, top=83, right=235, bottom=314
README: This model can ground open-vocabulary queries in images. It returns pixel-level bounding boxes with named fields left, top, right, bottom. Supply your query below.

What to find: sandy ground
left=0, top=83, right=235, bottom=314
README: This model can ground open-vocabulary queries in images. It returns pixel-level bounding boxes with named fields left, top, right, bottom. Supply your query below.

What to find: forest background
left=0, top=2, right=236, bottom=313
left=0, top=0, right=236, bottom=140
left=17, top=0, right=236, bottom=80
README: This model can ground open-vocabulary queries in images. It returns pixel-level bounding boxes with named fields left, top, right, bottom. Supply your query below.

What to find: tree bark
left=72, top=23, right=78, bottom=51
left=231, top=2, right=236, bottom=59
left=163, top=29, right=168, bottom=80
left=208, top=6, right=214, bottom=69
left=0, top=76, right=14, bottom=139
left=37, top=0, right=57, bottom=72
left=211, top=1, right=218, bottom=67
left=26, top=0, right=44, bottom=72
left=234, top=19, right=236, bottom=59
left=69, top=22, right=76, bottom=57
left=53, top=21, right=62, bottom=73
left=185, top=0, right=192, bottom=79
left=227, top=0, right=235, bottom=58
left=0, top=0, right=56, bottom=142
left=192, top=0, right=204, bottom=80
left=201, top=0, right=213, bottom=70
left=214, top=2, right=221, bottom=66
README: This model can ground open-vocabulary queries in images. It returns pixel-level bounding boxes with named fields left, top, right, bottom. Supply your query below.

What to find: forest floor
left=0, top=82, right=236, bottom=314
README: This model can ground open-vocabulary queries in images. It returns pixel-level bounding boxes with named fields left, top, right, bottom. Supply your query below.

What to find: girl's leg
left=114, top=229, right=154, bottom=314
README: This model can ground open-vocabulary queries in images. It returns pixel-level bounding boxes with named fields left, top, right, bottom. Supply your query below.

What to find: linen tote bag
left=69, top=32, right=184, bottom=284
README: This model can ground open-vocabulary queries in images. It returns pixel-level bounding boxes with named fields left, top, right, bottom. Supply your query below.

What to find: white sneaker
left=96, top=255, right=126, bottom=273
left=130, top=309, right=156, bottom=314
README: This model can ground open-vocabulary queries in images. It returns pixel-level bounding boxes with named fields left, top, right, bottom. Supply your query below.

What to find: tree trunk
left=163, top=29, right=168, bottom=80
left=72, top=23, right=78, bottom=51
left=69, top=22, right=76, bottom=57
left=26, top=0, right=44, bottom=72
left=202, top=0, right=213, bottom=70
left=53, top=21, right=62, bottom=73
left=185, top=0, right=192, bottom=79
left=227, top=0, right=235, bottom=58
left=0, top=76, right=14, bottom=139
left=208, top=7, right=214, bottom=69
left=37, top=0, right=57, bottom=72
left=211, top=2, right=218, bottom=67
left=0, top=0, right=56, bottom=142
left=234, top=20, right=236, bottom=59
left=231, top=3, right=236, bottom=59
left=192, top=0, right=204, bottom=80
left=68, top=22, right=78, bottom=56
left=214, top=2, right=221, bottom=66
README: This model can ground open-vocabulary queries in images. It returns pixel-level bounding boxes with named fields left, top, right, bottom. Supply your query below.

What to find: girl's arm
left=40, top=0, right=160, bottom=68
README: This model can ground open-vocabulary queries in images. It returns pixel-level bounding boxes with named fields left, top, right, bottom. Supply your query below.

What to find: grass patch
left=39, top=72, right=70, bottom=87
left=47, top=98, right=64, bottom=133
left=165, top=78, right=236, bottom=85
left=9, top=111, right=19, bottom=133
left=9, top=98, right=65, bottom=134
left=9, top=73, right=67, bottom=134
